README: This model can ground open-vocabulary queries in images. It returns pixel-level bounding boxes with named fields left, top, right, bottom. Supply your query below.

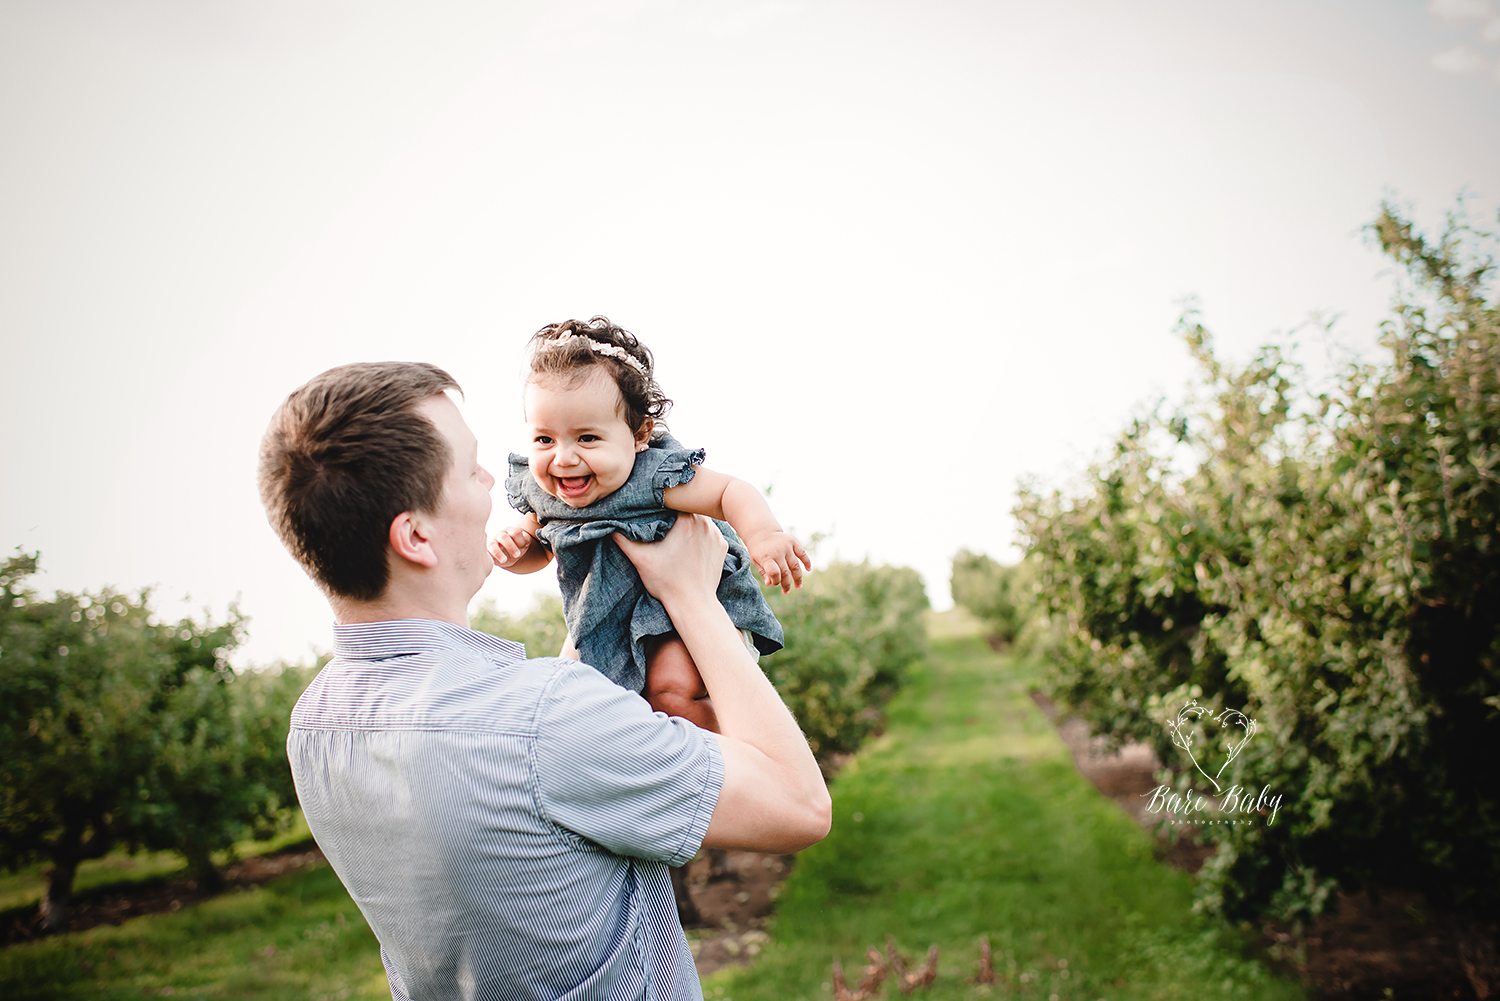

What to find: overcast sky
left=3, top=0, right=1498, bottom=666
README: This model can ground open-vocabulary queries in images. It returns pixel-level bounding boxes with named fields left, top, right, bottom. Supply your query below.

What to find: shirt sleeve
left=532, top=662, right=724, bottom=865
left=504, top=453, right=537, bottom=516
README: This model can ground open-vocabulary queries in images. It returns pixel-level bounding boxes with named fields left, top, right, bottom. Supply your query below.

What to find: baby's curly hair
left=526, top=316, right=672, bottom=436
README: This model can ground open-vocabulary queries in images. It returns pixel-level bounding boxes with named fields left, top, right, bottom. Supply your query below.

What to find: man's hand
left=745, top=530, right=811, bottom=593
left=490, top=526, right=537, bottom=569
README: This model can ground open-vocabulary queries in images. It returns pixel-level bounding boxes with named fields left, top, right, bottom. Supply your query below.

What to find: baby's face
left=524, top=369, right=648, bottom=508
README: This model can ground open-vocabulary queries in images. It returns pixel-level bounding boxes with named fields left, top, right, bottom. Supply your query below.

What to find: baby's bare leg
left=643, top=634, right=720, bottom=732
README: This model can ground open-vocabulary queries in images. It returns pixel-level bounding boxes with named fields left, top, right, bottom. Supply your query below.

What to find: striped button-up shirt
left=288, top=619, right=724, bottom=1001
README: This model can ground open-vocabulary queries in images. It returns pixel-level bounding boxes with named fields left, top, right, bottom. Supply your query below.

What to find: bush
left=762, top=560, right=929, bottom=763
left=949, top=549, right=1033, bottom=646
left=1013, top=203, right=1500, bottom=922
left=471, top=594, right=568, bottom=658
left=0, top=554, right=304, bottom=931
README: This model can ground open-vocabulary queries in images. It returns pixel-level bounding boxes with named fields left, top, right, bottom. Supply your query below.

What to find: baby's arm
left=489, top=512, right=554, bottom=574
left=662, top=468, right=811, bottom=592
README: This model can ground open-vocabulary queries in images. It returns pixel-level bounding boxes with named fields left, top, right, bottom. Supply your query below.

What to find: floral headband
left=543, top=331, right=649, bottom=376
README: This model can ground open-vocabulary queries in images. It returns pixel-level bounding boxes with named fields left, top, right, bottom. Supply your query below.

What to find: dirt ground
left=1034, top=691, right=1497, bottom=1000
left=676, top=849, right=794, bottom=977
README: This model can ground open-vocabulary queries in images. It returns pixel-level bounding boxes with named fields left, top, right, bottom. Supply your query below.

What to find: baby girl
left=490, top=316, right=810, bottom=731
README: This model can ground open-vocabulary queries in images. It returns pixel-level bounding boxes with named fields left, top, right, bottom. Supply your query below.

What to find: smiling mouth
left=556, top=475, right=593, bottom=498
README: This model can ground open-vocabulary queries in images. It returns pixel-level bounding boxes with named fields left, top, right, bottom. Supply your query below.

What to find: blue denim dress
left=506, top=435, right=784, bottom=694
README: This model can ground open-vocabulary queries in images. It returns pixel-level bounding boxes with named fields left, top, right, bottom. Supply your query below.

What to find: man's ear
left=634, top=419, right=654, bottom=452
left=388, top=511, right=439, bottom=569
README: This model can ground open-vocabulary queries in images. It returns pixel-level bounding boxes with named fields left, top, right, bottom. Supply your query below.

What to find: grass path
left=710, top=634, right=1304, bottom=1001
left=1, top=630, right=1303, bottom=1000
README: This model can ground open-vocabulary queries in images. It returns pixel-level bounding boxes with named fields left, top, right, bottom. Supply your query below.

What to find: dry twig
left=885, top=934, right=908, bottom=982
left=842, top=933, right=941, bottom=996
left=857, top=947, right=887, bottom=995
left=900, top=944, right=939, bottom=993
left=973, top=935, right=995, bottom=984
left=831, top=947, right=888, bottom=1001
left=831, top=959, right=854, bottom=1001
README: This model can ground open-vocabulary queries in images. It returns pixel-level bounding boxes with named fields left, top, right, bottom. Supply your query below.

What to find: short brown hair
left=258, top=362, right=460, bottom=601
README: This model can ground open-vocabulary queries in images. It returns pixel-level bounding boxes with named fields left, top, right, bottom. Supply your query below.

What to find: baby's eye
left=533, top=435, right=554, bottom=445
left=579, top=434, right=600, bottom=443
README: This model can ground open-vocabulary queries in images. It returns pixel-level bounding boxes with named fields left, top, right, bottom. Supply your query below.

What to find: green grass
left=0, top=814, right=314, bottom=915
left=709, top=632, right=1305, bottom=1001
left=0, top=865, right=389, bottom=1000
left=2, top=626, right=1302, bottom=1000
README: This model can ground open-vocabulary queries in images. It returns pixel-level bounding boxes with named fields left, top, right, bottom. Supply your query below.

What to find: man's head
left=258, top=362, right=492, bottom=609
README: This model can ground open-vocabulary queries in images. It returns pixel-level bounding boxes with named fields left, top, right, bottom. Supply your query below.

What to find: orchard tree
left=471, top=594, right=568, bottom=658
left=761, top=560, right=929, bottom=764
left=0, top=554, right=301, bottom=932
left=1015, top=201, right=1500, bottom=923
left=949, top=549, right=1030, bottom=647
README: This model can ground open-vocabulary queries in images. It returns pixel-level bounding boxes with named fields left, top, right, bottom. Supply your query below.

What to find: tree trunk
left=189, top=851, right=225, bottom=894
left=39, top=858, right=78, bottom=934
left=1450, top=912, right=1499, bottom=1000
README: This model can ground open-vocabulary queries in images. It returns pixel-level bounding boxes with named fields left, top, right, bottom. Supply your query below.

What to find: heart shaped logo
left=1166, top=698, right=1257, bottom=793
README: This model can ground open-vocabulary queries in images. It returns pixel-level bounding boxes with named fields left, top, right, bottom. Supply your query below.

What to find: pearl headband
left=544, top=331, right=649, bottom=376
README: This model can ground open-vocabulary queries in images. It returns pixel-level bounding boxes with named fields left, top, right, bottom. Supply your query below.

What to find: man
left=258, top=362, right=830, bottom=1001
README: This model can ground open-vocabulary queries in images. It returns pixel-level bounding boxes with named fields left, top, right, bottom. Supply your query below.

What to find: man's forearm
left=662, top=592, right=831, bottom=851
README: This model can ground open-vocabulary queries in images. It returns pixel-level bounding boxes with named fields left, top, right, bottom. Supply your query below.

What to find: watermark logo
left=1166, top=697, right=1255, bottom=793
left=1144, top=697, right=1282, bottom=826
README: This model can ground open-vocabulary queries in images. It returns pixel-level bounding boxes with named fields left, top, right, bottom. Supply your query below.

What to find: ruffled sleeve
left=504, top=453, right=536, bottom=516
left=647, top=442, right=707, bottom=507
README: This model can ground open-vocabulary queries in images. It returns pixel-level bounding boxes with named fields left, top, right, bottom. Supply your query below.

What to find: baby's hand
left=490, top=526, right=537, bottom=569
left=747, top=530, right=811, bottom=593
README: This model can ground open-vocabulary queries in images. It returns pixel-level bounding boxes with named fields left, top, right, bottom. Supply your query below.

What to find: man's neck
left=332, top=577, right=471, bottom=628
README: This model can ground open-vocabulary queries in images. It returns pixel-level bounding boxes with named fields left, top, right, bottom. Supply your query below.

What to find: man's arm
left=615, top=515, right=831, bottom=854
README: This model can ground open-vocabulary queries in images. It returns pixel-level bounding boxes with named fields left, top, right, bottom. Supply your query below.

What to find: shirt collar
left=331, top=618, right=526, bottom=663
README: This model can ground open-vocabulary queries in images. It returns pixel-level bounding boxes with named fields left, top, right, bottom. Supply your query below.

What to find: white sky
left=3, top=0, right=1498, bottom=666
